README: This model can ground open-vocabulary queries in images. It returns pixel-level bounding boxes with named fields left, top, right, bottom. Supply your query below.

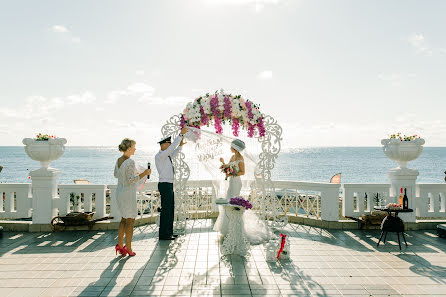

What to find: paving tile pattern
left=0, top=220, right=445, bottom=296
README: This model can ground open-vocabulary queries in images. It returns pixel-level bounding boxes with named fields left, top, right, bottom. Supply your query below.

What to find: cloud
left=52, top=25, right=68, bottom=33
left=104, top=83, right=189, bottom=106
left=135, top=70, right=145, bottom=76
left=105, top=83, right=155, bottom=104
left=204, top=0, right=280, bottom=12
left=257, top=70, right=273, bottom=80
left=0, top=107, right=24, bottom=119
left=51, top=25, right=81, bottom=44
left=66, top=92, right=96, bottom=104
left=378, top=72, right=417, bottom=87
left=378, top=73, right=400, bottom=82
left=105, top=90, right=127, bottom=104
left=106, top=119, right=156, bottom=130
left=0, top=91, right=96, bottom=120
left=138, top=96, right=190, bottom=105
left=378, top=73, right=401, bottom=86
left=127, top=83, right=155, bottom=95
left=281, top=115, right=446, bottom=148
left=408, top=33, right=433, bottom=56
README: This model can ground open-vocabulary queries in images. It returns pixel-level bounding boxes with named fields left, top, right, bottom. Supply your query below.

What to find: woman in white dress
left=214, top=139, right=246, bottom=235
left=214, top=139, right=272, bottom=245
left=114, top=138, right=151, bottom=256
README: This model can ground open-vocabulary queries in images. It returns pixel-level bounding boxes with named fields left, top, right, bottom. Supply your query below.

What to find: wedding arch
left=161, top=89, right=285, bottom=232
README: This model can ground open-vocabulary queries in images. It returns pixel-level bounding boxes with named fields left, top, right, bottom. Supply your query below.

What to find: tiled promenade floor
left=0, top=219, right=445, bottom=297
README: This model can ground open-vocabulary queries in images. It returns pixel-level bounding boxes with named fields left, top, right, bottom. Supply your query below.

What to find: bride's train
left=243, top=209, right=274, bottom=245
left=213, top=206, right=273, bottom=245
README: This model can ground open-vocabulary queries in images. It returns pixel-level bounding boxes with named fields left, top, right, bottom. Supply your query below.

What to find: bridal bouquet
left=220, top=163, right=237, bottom=180
left=229, top=196, right=252, bottom=210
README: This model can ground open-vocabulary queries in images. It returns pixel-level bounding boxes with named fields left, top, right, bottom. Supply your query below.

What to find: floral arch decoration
left=160, top=89, right=285, bottom=232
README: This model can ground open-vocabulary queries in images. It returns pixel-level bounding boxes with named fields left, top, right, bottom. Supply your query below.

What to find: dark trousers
left=158, top=182, right=174, bottom=238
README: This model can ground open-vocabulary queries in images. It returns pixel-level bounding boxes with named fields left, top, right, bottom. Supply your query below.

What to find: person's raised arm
left=158, top=127, right=189, bottom=159
left=157, top=135, right=182, bottom=159
left=171, top=137, right=187, bottom=159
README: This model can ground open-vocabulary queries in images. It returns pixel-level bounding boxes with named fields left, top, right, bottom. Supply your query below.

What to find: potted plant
left=23, top=134, right=67, bottom=169
left=381, top=133, right=425, bottom=169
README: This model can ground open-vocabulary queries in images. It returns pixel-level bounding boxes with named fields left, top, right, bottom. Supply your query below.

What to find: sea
left=0, top=146, right=445, bottom=185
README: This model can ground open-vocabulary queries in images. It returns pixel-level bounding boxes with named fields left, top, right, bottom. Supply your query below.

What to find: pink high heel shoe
left=115, top=244, right=127, bottom=256
left=122, top=246, right=136, bottom=257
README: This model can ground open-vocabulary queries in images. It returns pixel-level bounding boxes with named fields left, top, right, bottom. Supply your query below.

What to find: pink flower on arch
left=223, top=96, right=232, bottom=119
left=232, top=118, right=240, bottom=136
left=180, top=114, right=186, bottom=128
left=248, top=122, right=255, bottom=138
left=257, top=117, right=266, bottom=137
left=200, top=105, right=209, bottom=126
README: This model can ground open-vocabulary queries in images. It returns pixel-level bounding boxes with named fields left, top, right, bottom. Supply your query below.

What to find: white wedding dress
left=213, top=160, right=273, bottom=246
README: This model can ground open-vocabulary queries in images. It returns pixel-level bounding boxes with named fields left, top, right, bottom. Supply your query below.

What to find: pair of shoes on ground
left=159, top=234, right=179, bottom=240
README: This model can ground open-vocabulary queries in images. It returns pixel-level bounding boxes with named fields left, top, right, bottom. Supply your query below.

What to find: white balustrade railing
left=272, top=181, right=341, bottom=221
left=57, top=185, right=108, bottom=219
left=0, top=183, right=32, bottom=219
left=342, top=184, right=391, bottom=217
left=416, top=184, right=446, bottom=218
left=1, top=181, right=446, bottom=223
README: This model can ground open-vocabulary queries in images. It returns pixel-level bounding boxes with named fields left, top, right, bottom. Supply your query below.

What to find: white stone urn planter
left=23, top=138, right=67, bottom=169
left=381, top=138, right=425, bottom=169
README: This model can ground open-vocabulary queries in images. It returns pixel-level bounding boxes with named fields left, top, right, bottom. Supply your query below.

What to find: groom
left=155, top=127, right=188, bottom=240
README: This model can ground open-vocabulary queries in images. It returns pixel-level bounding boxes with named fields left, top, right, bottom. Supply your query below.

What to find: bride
left=213, top=139, right=272, bottom=245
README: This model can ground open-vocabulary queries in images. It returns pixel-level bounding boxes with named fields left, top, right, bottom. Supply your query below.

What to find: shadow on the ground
left=267, top=258, right=326, bottom=296
left=2, top=220, right=446, bottom=296
left=397, top=253, right=446, bottom=284
left=76, top=227, right=188, bottom=296
left=288, top=223, right=446, bottom=254
left=0, top=230, right=112, bottom=257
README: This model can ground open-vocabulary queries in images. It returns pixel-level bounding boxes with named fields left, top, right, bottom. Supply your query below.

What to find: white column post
left=30, top=168, right=61, bottom=224
left=95, top=186, right=107, bottom=219
left=320, top=184, right=341, bottom=221
left=388, top=168, right=418, bottom=222
left=109, top=185, right=120, bottom=222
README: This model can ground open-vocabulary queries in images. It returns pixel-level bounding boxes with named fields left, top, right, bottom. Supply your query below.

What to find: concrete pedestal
left=30, top=168, right=61, bottom=224
left=388, top=167, right=418, bottom=223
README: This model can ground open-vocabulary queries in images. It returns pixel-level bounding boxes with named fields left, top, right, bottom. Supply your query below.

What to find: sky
left=0, top=0, right=445, bottom=150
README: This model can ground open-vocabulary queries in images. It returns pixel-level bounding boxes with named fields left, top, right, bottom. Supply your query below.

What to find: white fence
left=272, top=181, right=340, bottom=221
left=57, top=185, right=108, bottom=219
left=342, top=184, right=391, bottom=217
left=0, top=183, right=32, bottom=219
left=417, top=184, right=446, bottom=218
left=1, top=181, right=446, bottom=222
